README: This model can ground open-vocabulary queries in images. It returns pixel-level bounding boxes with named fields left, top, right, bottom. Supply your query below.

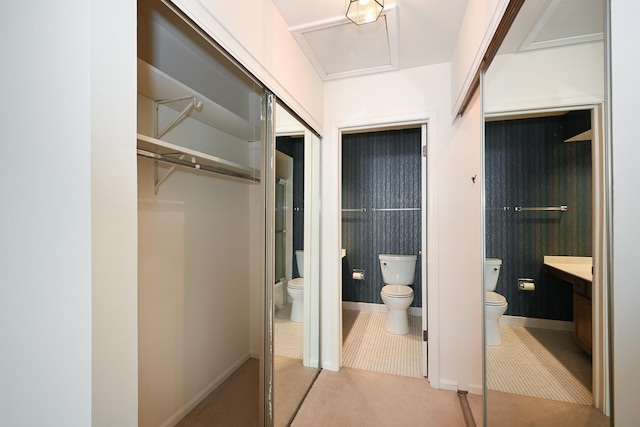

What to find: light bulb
left=359, top=0, right=371, bottom=6
left=364, top=10, right=375, bottom=23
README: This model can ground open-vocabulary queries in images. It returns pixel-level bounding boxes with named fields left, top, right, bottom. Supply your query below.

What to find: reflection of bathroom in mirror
left=483, top=0, right=609, bottom=424
left=273, top=102, right=321, bottom=426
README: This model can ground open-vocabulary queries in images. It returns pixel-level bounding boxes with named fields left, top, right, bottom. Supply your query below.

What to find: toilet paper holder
left=518, top=278, right=535, bottom=291
left=352, top=269, right=365, bottom=280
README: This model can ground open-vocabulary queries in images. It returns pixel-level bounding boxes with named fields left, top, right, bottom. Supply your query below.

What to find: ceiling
left=271, top=0, right=604, bottom=81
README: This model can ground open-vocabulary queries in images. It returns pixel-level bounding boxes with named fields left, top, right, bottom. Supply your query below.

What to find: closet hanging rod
left=341, top=208, right=420, bottom=212
left=514, top=205, right=568, bottom=212
left=137, top=149, right=259, bottom=183
left=371, top=208, right=420, bottom=212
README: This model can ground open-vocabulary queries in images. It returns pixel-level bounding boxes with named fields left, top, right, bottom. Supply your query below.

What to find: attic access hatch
left=291, top=5, right=399, bottom=80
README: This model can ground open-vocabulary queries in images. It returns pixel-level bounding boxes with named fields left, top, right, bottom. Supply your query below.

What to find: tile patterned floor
left=342, top=309, right=422, bottom=378
left=274, top=303, right=304, bottom=359
left=486, top=325, right=592, bottom=405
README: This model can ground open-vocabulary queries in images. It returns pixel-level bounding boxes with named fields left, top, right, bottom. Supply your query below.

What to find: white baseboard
left=430, top=378, right=481, bottom=395
left=439, top=379, right=459, bottom=392
left=160, top=353, right=251, bottom=427
left=342, top=301, right=422, bottom=317
left=500, top=315, right=573, bottom=332
left=321, top=361, right=339, bottom=372
left=467, top=383, right=483, bottom=395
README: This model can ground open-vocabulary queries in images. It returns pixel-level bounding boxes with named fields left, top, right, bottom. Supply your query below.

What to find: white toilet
left=485, top=258, right=508, bottom=346
left=379, top=254, right=416, bottom=335
left=287, top=250, right=304, bottom=322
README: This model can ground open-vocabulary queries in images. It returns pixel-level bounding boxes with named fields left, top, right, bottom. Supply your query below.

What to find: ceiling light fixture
left=346, top=0, right=384, bottom=26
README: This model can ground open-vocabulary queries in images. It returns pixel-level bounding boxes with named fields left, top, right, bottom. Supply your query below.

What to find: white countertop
left=544, top=256, right=593, bottom=282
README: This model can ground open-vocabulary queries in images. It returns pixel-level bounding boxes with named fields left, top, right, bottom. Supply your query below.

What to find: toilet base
left=287, top=278, right=304, bottom=323
left=290, top=300, right=303, bottom=323
left=381, top=287, right=414, bottom=335
left=485, top=318, right=501, bottom=345
left=386, top=309, right=410, bottom=335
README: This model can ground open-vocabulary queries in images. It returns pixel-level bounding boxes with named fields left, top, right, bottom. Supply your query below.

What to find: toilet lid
left=381, top=285, right=413, bottom=298
left=486, top=291, right=506, bottom=305
left=288, top=278, right=304, bottom=288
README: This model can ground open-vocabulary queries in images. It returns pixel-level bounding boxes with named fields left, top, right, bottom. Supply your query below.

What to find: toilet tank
left=379, top=254, right=417, bottom=285
left=484, top=258, right=502, bottom=291
left=295, top=250, right=304, bottom=277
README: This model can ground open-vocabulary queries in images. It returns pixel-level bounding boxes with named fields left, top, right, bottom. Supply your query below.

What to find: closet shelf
left=137, top=133, right=260, bottom=184
left=138, top=59, right=260, bottom=142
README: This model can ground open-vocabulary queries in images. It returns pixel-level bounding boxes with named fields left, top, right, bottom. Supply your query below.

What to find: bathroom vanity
left=544, top=256, right=593, bottom=356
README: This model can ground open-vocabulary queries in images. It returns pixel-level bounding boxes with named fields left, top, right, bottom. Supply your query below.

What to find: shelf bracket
left=154, top=154, right=189, bottom=195
left=155, top=96, right=203, bottom=139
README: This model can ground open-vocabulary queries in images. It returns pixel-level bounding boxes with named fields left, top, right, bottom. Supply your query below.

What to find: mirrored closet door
left=482, top=0, right=610, bottom=424
left=136, top=2, right=321, bottom=426
left=270, top=101, right=321, bottom=427
left=137, top=0, right=267, bottom=425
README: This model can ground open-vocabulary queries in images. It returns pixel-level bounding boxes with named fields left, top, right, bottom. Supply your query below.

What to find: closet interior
left=136, top=1, right=321, bottom=426
left=137, top=1, right=265, bottom=425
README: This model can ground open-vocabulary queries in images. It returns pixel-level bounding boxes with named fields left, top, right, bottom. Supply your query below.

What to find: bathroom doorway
left=481, top=0, right=610, bottom=421
left=484, top=109, right=597, bottom=405
left=339, top=124, right=428, bottom=378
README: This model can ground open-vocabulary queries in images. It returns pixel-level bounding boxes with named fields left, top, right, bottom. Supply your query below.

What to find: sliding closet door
left=137, top=1, right=271, bottom=426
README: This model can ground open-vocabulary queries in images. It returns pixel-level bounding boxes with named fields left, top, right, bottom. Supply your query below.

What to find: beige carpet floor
left=177, top=358, right=260, bottom=427
left=274, top=356, right=319, bottom=427
left=342, top=309, right=422, bottom=378
left=487, top=325, right=592, bottom=405
left=176, top=357, right=609, bottom=427
left=292, top=367, right=465, bottom=427
left=176, top=357, right=318, bottom=427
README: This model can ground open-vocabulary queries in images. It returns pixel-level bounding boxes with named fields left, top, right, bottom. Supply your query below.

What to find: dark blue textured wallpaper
left=276, top=136, right=304, bottom=278
left=342, top=128, right=422, bottom=307
left=485, top=114, right=592, bottom=321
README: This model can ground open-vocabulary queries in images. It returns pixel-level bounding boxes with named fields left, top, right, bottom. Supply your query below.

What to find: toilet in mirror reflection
left=484, top=258, right=508, bottom=345
left=288, top=250, right=304, bottom=322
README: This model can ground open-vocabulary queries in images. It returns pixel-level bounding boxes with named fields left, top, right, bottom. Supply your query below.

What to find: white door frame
left=329, top=112, right=440, bottom=383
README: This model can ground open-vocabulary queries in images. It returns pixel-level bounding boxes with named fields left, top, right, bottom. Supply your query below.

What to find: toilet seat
left=485, top=291, right=507, bottom=306
left=288, top=278, right=304, bottom=289
left=381, top=285, right=413, bottom=298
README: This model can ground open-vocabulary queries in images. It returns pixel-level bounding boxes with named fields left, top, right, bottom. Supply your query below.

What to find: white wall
left=0, top=2, right=92, bottom=424
left=437, top=89, right=484, bottom=393
left=0, top=1, right=138, bottom=426
left=322, top=63, right=482, bottom=391
left=91, top=0, right=139, bottom=424
left=611, top=0, right=640, bottom=424
left=137, top=95, right=256, bottom=426
left=170, top=0, right=324, bottom=134
left=450, top=0, right=509, bottom=117
left=485, top=42, right=605, bottom=113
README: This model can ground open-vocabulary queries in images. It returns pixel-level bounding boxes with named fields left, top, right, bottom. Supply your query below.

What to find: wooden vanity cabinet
left=545, top=264, right=592, bottom=356
left=572, top=279, right=592, bottom=356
